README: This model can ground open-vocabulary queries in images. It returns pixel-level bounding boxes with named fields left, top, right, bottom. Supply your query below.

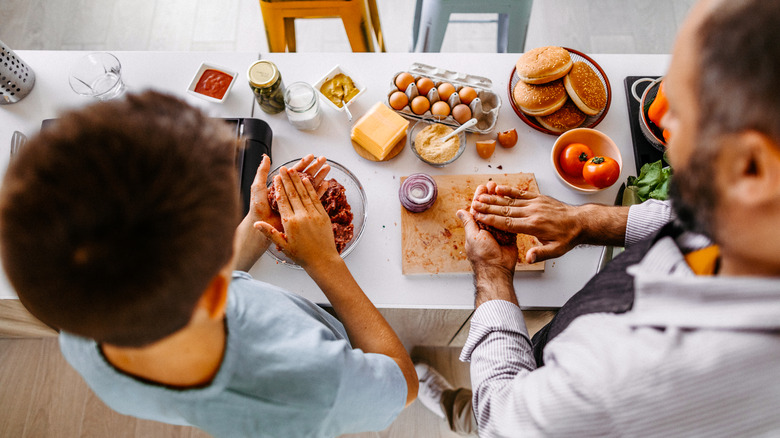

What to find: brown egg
left=451, top=104, right=472, bottom=124
left=410, top=96, right=431, bottom=115
left=458, top=86, right=478, bottom=105
left=395, top=72, right=415, bottom=92
left=431, top=101, right=451, bottom=117
left=416, top=77, right=435, bottom=95
left=389, top=91, right=409, bottom=110
left=437, top=82, right=456, bottom=100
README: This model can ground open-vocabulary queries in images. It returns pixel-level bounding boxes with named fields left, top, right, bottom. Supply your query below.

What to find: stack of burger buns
left=512, top=46, right=607, bottom=133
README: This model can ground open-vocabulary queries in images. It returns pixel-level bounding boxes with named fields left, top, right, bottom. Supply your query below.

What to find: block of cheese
left=351, top=102, right=409, bottom=160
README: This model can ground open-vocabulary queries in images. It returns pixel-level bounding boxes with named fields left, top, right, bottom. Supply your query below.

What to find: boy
left=0, top=91, right=416, bottom=437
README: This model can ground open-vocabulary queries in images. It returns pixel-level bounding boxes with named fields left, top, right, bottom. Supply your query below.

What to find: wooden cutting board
left=401, top=173, right=545, bottom=275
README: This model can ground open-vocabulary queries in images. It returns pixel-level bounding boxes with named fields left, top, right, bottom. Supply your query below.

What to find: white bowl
left=313, top=64, right=366, bottom=112
left=186, top=62, right=237, bottom=103
left=551, top=128, right=622, bottom=193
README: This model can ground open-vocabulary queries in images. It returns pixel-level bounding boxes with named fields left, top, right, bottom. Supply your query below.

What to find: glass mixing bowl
left=265, top=158, right=367, bottom=268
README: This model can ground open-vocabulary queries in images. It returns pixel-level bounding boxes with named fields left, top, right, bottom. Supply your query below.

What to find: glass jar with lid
left=284, top=82, right=321, bottom=131
left=248, top=60, right=285, bottom=114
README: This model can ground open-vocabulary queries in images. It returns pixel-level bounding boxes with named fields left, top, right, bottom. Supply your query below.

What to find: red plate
left=508, top=48, right=612, bottom=136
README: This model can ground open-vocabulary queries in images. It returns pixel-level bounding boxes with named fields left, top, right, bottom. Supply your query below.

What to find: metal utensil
left=10, top=131, right=27, bottom=157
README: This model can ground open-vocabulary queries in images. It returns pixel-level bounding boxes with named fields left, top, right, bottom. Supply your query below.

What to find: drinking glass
left=68, top=52, right=126, bottom=100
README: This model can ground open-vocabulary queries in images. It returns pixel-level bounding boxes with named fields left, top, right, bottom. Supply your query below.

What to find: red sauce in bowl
left=194, top=69, right=233, bottom=100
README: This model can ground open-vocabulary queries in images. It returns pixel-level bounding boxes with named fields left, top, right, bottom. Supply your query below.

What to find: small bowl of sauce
left=314, top=65, right=366, bottom=113
left=187, top=63, right=237, bottom=103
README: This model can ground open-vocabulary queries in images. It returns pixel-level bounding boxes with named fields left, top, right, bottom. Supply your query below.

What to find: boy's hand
left=233, top=154, right=331, bottom=272
left=249, top=154, right=331, bottom=232
left=255, top=167, right=340, bottom=271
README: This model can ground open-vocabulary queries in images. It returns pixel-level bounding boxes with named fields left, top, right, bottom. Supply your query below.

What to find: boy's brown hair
left=0, top=91, right=240, bottom=347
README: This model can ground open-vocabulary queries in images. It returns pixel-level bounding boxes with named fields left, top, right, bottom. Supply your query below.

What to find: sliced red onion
left=400, top=173, right=438, bottom=212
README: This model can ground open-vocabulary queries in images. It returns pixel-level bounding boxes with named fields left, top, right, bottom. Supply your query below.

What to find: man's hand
left=470, top=183, right=628, bottom=263
left=459, top=184, right=518, bottom=307
left=470, top=184, right=582, bottom=263
left=463, top=184, right=519, bottom=271
left=255, top=167, right=340, bottom=272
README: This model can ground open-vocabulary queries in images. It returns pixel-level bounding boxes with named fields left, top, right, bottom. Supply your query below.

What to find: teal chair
left=411, top=0, right=533, bottom=52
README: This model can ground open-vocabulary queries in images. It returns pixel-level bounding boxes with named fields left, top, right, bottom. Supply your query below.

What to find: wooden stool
left=259, top=0, right=386, bottom=52
left=411, top=0, right=533, bottom=53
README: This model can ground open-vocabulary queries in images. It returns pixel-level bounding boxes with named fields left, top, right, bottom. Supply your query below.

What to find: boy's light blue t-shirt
left=59, top=271, right=406, bottom=438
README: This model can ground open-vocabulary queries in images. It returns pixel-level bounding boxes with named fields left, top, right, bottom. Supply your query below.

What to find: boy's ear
left=196, top=270, right=230, bottom=320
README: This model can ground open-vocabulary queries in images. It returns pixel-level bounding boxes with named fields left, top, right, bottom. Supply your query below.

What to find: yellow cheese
left=350, top=102, right=409, bottom=160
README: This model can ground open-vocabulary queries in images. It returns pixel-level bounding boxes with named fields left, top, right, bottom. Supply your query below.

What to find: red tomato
left=559, top=143, right=594, bottom=177
left=583, top=156, right=620, bottom=188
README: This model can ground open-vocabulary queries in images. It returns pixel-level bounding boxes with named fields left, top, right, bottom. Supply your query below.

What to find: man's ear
left=196, top=269, right=230, bottom=320
left=719, top=131, right=780, bottom=207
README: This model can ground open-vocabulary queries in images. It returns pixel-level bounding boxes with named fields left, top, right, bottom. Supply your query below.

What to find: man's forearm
left=575, top=204, right=629, bottom=247
left=473, top=264, right=517, bottom=307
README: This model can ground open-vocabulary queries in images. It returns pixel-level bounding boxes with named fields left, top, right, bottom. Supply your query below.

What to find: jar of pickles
left=248, top=60, right=285, bottom=114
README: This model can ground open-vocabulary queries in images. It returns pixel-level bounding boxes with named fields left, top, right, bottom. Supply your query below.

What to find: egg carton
left=387, top=63, right=501, bottom=134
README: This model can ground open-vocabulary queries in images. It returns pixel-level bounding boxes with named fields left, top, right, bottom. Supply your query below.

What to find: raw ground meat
left=321, top=179, right=354, bottom=253
left=268, top=171, right=354, bottom=253
left=332, top=222, right=355, bottom=253
left=476, top=221, right=517, bottom=247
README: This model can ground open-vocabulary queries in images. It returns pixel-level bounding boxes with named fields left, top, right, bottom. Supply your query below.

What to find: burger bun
left=513, top=79, right=568, bottom=117
left=516, top=46, right=573, bottom=85
left=535, top=100, right=587, bottom=133
left=564, top=61, right=607, bottom=116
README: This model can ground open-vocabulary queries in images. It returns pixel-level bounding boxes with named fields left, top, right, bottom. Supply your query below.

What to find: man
left=430, top=0, right=780, bottom=436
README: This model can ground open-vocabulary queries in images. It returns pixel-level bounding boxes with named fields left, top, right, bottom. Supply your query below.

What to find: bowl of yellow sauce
left=314, top=65, right=366, bottom=113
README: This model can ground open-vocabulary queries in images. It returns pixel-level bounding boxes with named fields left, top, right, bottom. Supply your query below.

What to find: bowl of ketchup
left=187, top=62, right=237, bottom=103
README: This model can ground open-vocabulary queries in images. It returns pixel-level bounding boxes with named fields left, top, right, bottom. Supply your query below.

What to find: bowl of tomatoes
left=552, top=128, right=622, bottom=193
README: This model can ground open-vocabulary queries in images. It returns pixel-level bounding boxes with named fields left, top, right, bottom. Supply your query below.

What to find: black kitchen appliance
left=225, top=118, right=273, bottom=216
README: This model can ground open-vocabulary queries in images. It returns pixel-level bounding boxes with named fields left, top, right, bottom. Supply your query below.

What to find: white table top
left=0, top=50, right=669, bottom=308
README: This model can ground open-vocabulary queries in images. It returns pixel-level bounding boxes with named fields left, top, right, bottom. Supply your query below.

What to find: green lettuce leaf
left=627, top=160, right=672, bottom=202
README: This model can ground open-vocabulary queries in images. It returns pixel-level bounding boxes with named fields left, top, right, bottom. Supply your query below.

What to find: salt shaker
left=284, top=82, right=321, bottom=131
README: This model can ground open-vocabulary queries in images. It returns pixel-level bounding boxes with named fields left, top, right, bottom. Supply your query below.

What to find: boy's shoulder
left=227, top=271, right=350, bottom=344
